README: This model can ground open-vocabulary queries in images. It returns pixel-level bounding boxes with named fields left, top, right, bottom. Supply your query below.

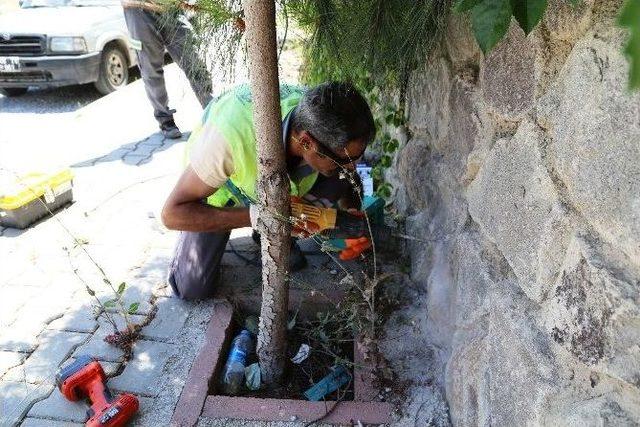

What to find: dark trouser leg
left=123, top=8, right=174, bottom=126
left=167, top=230, right=230, bottom=300
left=159, top=15, right=213, bottom=108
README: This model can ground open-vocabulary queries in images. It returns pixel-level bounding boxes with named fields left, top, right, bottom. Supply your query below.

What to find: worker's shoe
left=251, top=231, right=308, bottom=272
left=160, top=120, right=182, bottom=139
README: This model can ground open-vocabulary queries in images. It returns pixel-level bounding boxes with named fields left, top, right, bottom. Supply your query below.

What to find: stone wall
left=386, top=0, right=640, bottom=424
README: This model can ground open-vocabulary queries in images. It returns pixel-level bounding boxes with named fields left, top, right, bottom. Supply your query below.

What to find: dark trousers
left=123, top=8, right=212, bottom=125
left=167, top=173, right=361, bottom=300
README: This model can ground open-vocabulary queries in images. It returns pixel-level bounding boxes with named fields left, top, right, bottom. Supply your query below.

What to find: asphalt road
left=0, top=84, right=108, bottom=175
left=0, top=84, right=102, bottom=114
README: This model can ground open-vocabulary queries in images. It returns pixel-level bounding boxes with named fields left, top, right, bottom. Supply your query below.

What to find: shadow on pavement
left=72, top=132, right=190, bottom=168
left=0, top=84, right=102, bottom=114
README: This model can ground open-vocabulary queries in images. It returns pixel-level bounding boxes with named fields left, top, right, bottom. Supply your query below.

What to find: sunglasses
left=308, top=133, right=365, bottom=166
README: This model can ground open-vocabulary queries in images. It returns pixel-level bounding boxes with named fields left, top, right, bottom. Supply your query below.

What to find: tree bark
left=242, top=0, right=290, bottom=385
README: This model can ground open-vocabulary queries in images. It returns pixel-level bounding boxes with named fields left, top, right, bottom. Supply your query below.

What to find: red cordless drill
left=56, top=355, right=139, bottom=427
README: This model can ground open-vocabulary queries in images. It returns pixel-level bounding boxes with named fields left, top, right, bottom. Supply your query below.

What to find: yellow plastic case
left=0, top=169, right=74, bottom=229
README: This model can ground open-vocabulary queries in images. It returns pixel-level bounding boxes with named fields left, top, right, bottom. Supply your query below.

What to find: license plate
left=0, top=57, right=20, bottom=72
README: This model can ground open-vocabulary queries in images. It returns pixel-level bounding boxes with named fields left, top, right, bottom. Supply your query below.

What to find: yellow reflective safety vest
left=186, top=84, right=318, bottom=208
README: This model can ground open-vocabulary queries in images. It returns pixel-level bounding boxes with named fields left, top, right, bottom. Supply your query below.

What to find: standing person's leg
left=123, top=8, right=176, bottom=129
left=159, top=15, right=213, bottom=108
left=167, top=230, right=230, bottom=300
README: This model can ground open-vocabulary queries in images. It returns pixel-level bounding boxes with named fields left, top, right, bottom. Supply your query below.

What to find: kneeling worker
left=161, top=82, right=375, bottom=300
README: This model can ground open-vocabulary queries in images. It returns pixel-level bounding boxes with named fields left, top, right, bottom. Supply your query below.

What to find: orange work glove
left=339, top=237, right=372, bottom=261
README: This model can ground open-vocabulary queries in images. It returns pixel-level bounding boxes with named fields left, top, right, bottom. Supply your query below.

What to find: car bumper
left=0, top=52, right=101, bottom=88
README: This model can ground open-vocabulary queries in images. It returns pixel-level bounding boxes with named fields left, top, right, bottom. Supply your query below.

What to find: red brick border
left=171, top=300, right=233, bottom=427
left=203, top=396, right=392, bottom=424
left=171, top=299, right=392, bottom=426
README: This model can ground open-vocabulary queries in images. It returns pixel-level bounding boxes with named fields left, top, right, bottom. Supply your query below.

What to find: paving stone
left=221, top=250, right=259, bottom=267
left=19, top=330, right=88, bottom=384
left=21, top=418, right=84, bottom=427
left=47, top=308, right=99, bottom=334
left=0, top=285, right=40, bottom=327
left=100, top=147, right=133, bottom=162
left=141, top=297, right=190, bottom=341
left=71, top=315, right=145, bottom=363
left=131, top=142, right=161, bottom=156
left=0, top=319, right=43, bottom=352
left=108, top=340, right=174, bottom=397
left=0, top=351, right=25, bottom=377
left=139, top=135, right=164, bottom=147
left=28, top=388, right=87, bottom=423
left=107, top=281, right=154, bottom=316
left=0, top=380, right=55, bottom=427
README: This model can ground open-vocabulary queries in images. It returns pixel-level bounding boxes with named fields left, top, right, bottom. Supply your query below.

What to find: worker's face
left=298, top=132, right=366, bottom=177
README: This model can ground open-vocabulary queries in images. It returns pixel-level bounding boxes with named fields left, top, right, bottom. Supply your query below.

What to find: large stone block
left=445, top=280, right=559, bottom=426
left=481, top=23, right=535, bottom=120
left=407, top=56, right=452, bottom=141
left=467, top=120, right=574, bottom=301
left=538, top=29, right=640, bottom=264
left=543, top=0, right=594, bottom=43
left=542, top=237, right=640, bottom=385
left=445, top=14, right=481, bottom=72
left=396, top=138, right=433, bottom=212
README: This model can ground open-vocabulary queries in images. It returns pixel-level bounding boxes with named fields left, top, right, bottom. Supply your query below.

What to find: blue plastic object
left=303, top=365, right=351, bottom=401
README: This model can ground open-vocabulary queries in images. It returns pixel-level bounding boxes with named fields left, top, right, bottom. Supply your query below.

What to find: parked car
left=0, top=0, right=136, bottom=97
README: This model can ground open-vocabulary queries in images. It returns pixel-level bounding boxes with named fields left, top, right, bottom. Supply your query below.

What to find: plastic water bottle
left=222, top=329, right=255, bottom=395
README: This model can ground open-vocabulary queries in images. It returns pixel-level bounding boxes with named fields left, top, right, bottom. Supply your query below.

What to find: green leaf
left=128, top=302, right=140, bottom=314
left=103, top=299, right=117, bottom=308
left=619, top=0, right=640, bottom=27
left=384, top=113, right=394, bottom=124
left=117, top=282, right=126, bottom=295
left=471, top=0, right=514, bottom=54
left=388, top=138, right=400, bottom=152
left=380, top=155, right=392, bottom=168
left=618, top=0, right=640, bottom=89
left=376, top=184, right=392, bottom=199
left=454, top=0, right=485, bottom=13
left=510, top=0, right=548, bottom=35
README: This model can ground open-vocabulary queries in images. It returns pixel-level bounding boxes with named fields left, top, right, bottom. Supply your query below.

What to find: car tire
left=0, top=87, right=28, bottom=97
left=94, top=45, right=129, bottom=95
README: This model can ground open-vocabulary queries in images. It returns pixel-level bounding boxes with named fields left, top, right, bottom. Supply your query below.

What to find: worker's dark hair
left=292, top=82, right=375, bottom=152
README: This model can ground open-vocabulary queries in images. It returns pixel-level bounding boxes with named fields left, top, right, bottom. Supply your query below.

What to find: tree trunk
left=242, top=0, right=290, bottom=385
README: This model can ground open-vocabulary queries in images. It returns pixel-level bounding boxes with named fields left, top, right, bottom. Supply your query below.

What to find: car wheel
left=94, top=45, right=129, bottom=95
left=0, top=87, right=28, bottom=97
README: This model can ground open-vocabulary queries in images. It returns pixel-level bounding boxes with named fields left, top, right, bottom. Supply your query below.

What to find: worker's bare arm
left=161, top=166, right=250, bottom=232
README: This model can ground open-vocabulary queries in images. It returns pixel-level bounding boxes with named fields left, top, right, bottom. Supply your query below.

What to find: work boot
left=251, top=230, right=308, bottom=272
left=160, top=119, right=182, bottom=139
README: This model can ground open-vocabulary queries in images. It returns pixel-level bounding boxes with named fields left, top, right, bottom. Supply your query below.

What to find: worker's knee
left=168, top=272, right=217, bottom=301
left=168, top=268, right=220, bottom=301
